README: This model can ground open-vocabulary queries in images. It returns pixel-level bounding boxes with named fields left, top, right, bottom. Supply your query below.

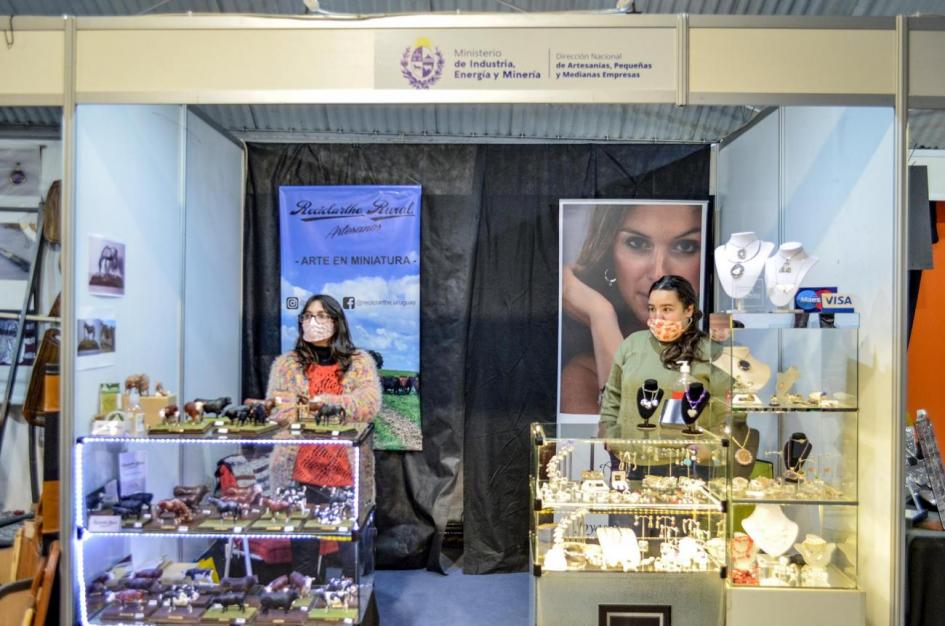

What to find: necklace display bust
left=764, top=242, right=818, bottom=308
left=712, top=346, right=772, bottom=393
left=715, top=232, right=775, bottom=300
left=741, top=504, right=799, bottom=556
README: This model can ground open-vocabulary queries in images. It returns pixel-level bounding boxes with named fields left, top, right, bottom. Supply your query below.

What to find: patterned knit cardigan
left=266, top=349, right=381, bottom=423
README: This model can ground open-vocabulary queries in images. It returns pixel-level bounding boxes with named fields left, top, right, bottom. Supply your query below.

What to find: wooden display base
left=303, top=519, right=356, bottom=534
left=197, top=510, right=261, bottom=533
left=97, top=602, right=158, bottom=622
left=298, top=422, right=368, bottom=438
left=215, top=421, right=280, bottom=438
left=307, top=606, right=359, bottom=622
left=251, top=597, right=313, bottom=625
left=150, top=605, right=208, bottom=622
left=148, top=419, right=214, bottom=436
left=201, top=605, right=258, bottom=623
left=250, top=513, right=309, bottom=533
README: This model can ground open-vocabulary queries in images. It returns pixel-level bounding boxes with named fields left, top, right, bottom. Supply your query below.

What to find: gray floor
left=375, top=567, right=530, bottom=626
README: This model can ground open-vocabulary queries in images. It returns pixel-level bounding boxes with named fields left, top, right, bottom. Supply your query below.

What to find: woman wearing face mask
left=598, top=274, right=721, bottom=439
left=266, top=294, right=381, bottom=489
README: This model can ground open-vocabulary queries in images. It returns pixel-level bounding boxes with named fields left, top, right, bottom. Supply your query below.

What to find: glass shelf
left=78, top=422, right=373, bottom=446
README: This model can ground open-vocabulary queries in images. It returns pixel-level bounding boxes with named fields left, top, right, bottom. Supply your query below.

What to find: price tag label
left=284, top=525, right=295, bottom=533
left=88, top=515, right=122, bottom=532
left=290, top=423, right=301, bottom=429
left=142, top=513, right=152, bottom=521
left=332, top=430, right=340, bottom=436
left=178, top=526, right=189, bottom=532
left=235, top=620, right=246, bottom=625
left=338, top=526, right=349, bottom=533
left=215, top=420, right=225, bottom=426
left=234, top=526, right=243, bottom=533
left=134, top=613, right=145, bottom=620
left=133, top=521, right=143, bottom=529
left=202, top=509, right=212, bottom=516
left=147, top=600, right=158, bottom=607
left=218, top=428, right=229, bottom=434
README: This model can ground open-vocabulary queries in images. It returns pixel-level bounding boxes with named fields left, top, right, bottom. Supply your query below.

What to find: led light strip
left=81, top=530, right=353, bottom=539
left=80, top=435, right=353, bottom=446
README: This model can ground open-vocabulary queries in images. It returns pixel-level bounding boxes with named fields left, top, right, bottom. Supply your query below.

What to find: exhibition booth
left=0, top=9, right=941, bottom=626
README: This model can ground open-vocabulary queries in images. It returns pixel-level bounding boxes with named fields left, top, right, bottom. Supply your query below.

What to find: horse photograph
left=88, top=234, right=126, bottom=296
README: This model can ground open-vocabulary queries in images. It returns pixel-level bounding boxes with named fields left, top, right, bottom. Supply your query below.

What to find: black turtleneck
left=312, top=345, right=335, bottom=366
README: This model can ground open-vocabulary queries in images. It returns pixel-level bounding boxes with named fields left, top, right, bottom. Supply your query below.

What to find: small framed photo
left=599, top=605, right=671, bottom=626
left=0, top=317, right=37, bottom=366
left=88, top=235, right=125, bottom=296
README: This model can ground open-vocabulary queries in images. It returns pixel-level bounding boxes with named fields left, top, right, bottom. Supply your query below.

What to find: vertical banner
left=279, top=185, right=422, bottom=451
left=558, top=199, right=709, bottom=424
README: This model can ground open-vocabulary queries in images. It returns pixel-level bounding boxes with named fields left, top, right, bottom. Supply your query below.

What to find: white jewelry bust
left=741, top=503, right=799, bottom=556
left=715, top=232, right=775, bottom=300
left=712, top=346, right=772, bottom=393
left=764, top=242, right=818, bottom=309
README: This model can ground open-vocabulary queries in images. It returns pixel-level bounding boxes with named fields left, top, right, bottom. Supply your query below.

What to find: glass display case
left=710, top=312, right=859, bottom=590
left=530, top=423, right=728, bottom=575
left=73, top=426, right=376, bottom=625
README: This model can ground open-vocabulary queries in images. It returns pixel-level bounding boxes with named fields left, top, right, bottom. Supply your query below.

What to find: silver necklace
left=726, top=240, right=762, bottom=278
left=639, top=387, right=659, bottom=410
left=778, top=249, right=802, bottom=274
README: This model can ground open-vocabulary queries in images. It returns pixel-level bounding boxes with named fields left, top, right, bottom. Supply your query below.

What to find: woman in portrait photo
left=560, top=201, right=706, bottom=415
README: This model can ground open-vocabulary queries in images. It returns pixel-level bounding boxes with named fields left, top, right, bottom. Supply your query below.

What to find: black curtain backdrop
left=243, top=142, right=711, bottom=574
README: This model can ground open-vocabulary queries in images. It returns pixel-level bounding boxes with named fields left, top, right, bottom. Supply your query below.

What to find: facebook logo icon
left=343, top=297, right=356, bottom=310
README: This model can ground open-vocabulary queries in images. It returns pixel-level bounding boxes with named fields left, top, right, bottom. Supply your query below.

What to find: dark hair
left=648, top=275, right=706, bottom=370
left=294, top=294, right=357, bottom=375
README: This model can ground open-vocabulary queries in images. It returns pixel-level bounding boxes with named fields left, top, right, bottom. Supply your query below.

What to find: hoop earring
left=603, top=268, right=616, bottom=287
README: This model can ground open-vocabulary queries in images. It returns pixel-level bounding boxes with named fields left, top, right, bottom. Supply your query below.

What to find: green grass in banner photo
left=374, top=369, right=423, bottom=451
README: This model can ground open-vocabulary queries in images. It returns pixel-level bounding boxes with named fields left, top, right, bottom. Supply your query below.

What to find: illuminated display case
left=73, top=428, right=376, bottom=625
left=710, top=312, right=859, bottom=592
left=529, top=423, right=727, bottom=626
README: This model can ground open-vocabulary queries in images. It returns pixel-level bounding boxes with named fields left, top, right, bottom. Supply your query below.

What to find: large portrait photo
left=558, top=199, right=709, bottom=418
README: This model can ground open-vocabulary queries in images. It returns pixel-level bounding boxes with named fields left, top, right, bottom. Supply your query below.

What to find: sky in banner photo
left=279, top=185, right=420, bottom=374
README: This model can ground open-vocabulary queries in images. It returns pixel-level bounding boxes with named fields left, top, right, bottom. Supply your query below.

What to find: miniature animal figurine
left=156, top=498, right=193, bottom=524
left=262, top=497, right=291, bottom=519
left=122, top=577, right=158, bottom=591
left=154, top=381, right=171, bottom=397
left=247, top=400, right=269, bottom=426
left=134, top=567, right=163, bottom=579
left=260, top=589, right=300, bottom=614
left=212, top=591, right=246, bottom=613
left=106, top=589, right=146, bottom=608
left=159, top=404, right=180, bottom=424
left=288, top=571, right=313, bottom=597
left=194, top=396, right=231, bottom=416
left=265, top=574, right=290, bottom=592
left=184, top=567, right=212, bottom=581
left=220, top=575, right=257, bottom=593
left=223, top=404, right=249, bottom=425
left=113, top=492, right=153, bottom=519
left=314, top=403, right=346, bottom=426
left=182, top=401, right=201, bottom=422
left=207, top=496, right=244, bottom=520
left=220, top=484, right=262, bottom=506
left=124, top=374, right=150, bottom=396
left=172, top=485, right=208, bottom=509
left=161, top=584, right=199, bottom=613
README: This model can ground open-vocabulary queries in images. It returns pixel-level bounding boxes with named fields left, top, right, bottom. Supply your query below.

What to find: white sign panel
left=376, top=29, right=674, bottom=94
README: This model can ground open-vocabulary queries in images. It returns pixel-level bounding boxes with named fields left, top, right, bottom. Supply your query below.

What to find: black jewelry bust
left=636, top=379, right=663, bottom=430
left=783, top=432, right=813, bottom=483
left=730, top=420, right=760, bottom=479
left=681, top=382, right=710, bottom=436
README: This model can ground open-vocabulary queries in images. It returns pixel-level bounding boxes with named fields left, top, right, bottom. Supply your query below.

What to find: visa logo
left=820, top=293, right=855, bottom=311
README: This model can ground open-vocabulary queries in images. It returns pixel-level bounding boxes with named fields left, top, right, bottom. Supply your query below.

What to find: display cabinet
left=73, top=426, right=376, bottom=625
left=710, top=312, right=860, bottom=598
left=529, top=423, right=727, bottom=626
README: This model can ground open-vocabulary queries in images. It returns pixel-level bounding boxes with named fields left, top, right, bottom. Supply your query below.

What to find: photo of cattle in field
left=380, top=374, right=419, bottom=396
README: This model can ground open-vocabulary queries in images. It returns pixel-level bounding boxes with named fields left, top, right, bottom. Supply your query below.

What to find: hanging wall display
left=87, top=234, right=126, bottom=297
left=279, top=185, right=422, bottom=451
left=0, top=211, right=37, bottom=309
left=558, top=199, right=709, bottom=419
